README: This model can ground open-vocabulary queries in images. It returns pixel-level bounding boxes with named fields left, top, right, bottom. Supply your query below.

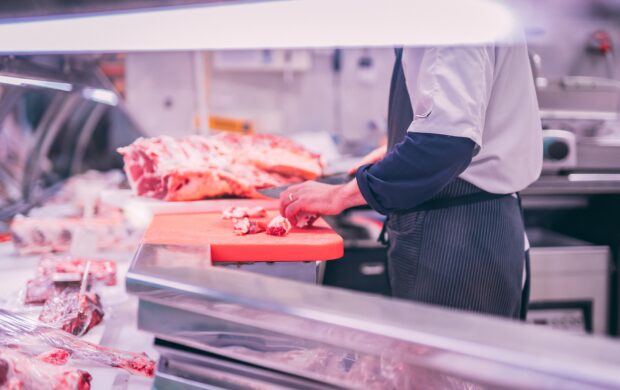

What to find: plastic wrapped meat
left=266, top=216, right=292, bottom=237
left=233, top=218, right=267, bottom=236
left=38, top=289, right=104, bottom=337
left=37, top=349, right=71, bottom=366
left=221, top=206, right=267, bottom=220
left=0, top=349, right=91, bottom=390
left=10, top=215, right=132, bottom=256
left=0, top=309, right=155, bottom=378
left=118, top=133, right=323, bottom=201
left=24, top=256, right=117, bottom=306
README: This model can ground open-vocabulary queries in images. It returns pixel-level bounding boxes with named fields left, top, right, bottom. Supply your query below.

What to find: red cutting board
left=142, top=210, right=344, bottom=262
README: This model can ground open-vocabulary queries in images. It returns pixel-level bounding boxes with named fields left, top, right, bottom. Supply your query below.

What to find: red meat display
left=118, top=133, right=323, bottom=201
left=24, top=256, right=117, bottom=306
left=38, top=289, right=104, bottom=337
left=0, top=350, right=91, bottom=390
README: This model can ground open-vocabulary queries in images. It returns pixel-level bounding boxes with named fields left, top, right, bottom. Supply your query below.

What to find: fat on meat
left=222, top=206, right=267, bottom=220
left=118, top=133, right=322, bottom=201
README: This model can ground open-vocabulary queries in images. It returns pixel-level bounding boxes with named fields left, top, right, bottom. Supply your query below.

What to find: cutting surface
left=142, top=210, right=343, bottom=262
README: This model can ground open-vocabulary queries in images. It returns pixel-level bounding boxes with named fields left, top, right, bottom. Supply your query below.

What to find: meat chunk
left=0, top=350, right=91, bottom=390
left=37, top=349, right=70, bottom=365
left=233, top=218, right=267, bottom=236
left=222, top=206, right=267, bottom=220
left=118, top=133, right=323, bottom=201
left=38, top=289, right=104, bottom=337
left=266, top=216, right=292, bottom=237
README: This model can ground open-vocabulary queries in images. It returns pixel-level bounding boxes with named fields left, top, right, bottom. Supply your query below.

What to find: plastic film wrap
left=0, top=310, right=154, bottom=378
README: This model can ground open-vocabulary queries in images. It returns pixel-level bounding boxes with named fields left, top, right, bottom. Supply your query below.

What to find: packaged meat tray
left=118, top=133, right=323, bottom=201
left=10, top=214, right=134, bottom=256
left=38, top=289, right=104, bottom=337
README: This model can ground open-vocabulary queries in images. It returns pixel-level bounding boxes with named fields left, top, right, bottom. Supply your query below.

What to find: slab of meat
left=222, top=206, right=267, bottom=220
left=0, top=310, right=155, bottom=378
left=233, top=218, right=267, bottom=236
left=118, top=133, right=323, bottom=201
left=266, top=216, right=292, bottom=237
left=0, top=350, right=91, bottom=390
left=51, top=257, right=117, bottom=287
left=38, top=289, right=104, bottom=337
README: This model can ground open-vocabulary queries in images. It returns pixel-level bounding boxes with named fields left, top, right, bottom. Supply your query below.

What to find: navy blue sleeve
left=356, top=132, right=475, bottom=215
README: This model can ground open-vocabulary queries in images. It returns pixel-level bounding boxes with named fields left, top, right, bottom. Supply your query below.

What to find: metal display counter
left=127, top=243, right=620, bottom=389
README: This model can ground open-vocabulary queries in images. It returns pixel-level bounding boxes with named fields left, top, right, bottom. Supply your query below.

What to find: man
left=280, top=43, right=542, bottom=319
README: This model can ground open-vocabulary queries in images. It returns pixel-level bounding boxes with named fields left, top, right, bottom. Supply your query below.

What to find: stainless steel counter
left=126, top=243, right=620, bottom=389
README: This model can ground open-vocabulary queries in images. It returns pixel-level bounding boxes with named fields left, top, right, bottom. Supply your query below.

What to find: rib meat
left=118, top=133, right=322, bottom=201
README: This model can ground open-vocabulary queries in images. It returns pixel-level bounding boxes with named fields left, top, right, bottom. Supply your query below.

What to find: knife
left=257, top=172, right=353, bottom=199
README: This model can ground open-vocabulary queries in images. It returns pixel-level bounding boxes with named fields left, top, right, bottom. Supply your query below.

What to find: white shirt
left=401, top=42, right=543, bottom=194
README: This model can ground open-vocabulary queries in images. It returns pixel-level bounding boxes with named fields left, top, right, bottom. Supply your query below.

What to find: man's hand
left=280, top=179, right=367, bottom=225
left=348, top=145, right=387, bottom=175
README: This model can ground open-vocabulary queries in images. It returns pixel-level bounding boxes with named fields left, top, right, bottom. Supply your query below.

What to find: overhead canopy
left=0, top=0, right=520, bottom=53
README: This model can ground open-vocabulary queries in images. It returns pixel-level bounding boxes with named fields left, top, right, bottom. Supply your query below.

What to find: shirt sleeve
left=403, top=46, right=495, bottom=147
left=356, top=132, right=475, bottom=215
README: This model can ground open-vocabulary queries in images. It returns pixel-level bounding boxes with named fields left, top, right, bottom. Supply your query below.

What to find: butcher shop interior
left=2, top=0, right=620, bottom=389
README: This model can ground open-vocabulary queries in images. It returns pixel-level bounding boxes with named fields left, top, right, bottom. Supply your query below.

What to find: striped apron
left=385, top=49, right=530, bottom=319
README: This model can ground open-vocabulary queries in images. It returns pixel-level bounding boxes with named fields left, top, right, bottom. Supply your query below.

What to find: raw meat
left=24, top=256, right=117, bottom=306
left=0, top=309, right=155, bottom=378
left=0, top=350, right=91, bottom=390
left=38, top=289, right=104, bottom=337
left=222, top=206, right=267, bottom=220
left=118, top=133, right=323, bottom=201
left=233, top=218, right=267, bottom=236
left=37, top=349, right=70, bottom=365
left=10, top=215, right=132, bottom=256
left=295, top=213, right=318, bottom=228
left=266, top=216, right=292, bottom=237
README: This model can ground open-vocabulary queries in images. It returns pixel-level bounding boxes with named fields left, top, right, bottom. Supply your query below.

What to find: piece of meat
left=118, top=133, right=323, bottom=201
left=10, top=215, right=131, bottom=256
left=37, top=349, right=70, bottom=365
left=266, top=216, right=292, bottom=237
left=24, top=277, right=58, bottom=305
left=24, top=256, right=117, bottom=306
left=38, top=289, right=104, bottom=337
left=0, top=309, right=155, bottom=378
left=233, top=218, right=267, bottom=236
left=222, top=206, right=267, bottom=220
left=0, top=350, right=91, bottom=390
left=111, top=353, right=155, bottom=377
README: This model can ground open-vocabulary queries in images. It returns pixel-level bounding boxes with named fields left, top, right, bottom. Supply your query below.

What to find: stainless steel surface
left=523, top=174, right=620, bottom=195
left=537, top=77, right=620, bottom=121
left=126, top=243, right=620, bottom=390
left=216, top=261, right=318, bottom=284
left=154, top=342, right=339, bottom=390
left=528, top=229, right=610, bottom=334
